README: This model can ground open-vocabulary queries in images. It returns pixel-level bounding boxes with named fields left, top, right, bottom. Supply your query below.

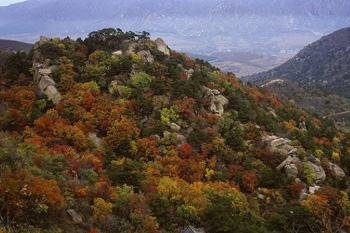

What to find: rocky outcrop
left=34, top=65, right=61, bottom=104
left=155, top=38, right=170, bottom=56
left=265, top=136, right=329, bottom=184
left=202, top=86, right=228, bottom=116
left=262, top=135, right=298, bottom=157
left=32, top=38, right=61, bottom=105
left=33, top=64, right=61, bottom=105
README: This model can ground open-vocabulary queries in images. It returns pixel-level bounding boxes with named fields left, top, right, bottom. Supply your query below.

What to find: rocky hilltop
left=1, top=28, right=350, bottom=233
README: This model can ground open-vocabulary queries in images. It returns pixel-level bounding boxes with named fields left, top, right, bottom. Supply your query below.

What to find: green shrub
left=160, top=107, right=179, bottom=126
left=131, top=72, right=153, bottom=89
left=303, top=162, right=315, bottom=185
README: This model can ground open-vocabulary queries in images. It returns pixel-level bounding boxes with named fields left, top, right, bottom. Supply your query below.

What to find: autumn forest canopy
left=1, top=28, right=350, bottom=233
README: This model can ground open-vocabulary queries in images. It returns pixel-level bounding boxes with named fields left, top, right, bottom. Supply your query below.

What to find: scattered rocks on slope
left=263, top=135, right=328, bottom=184
left=202, top=86, right=229, bottom=116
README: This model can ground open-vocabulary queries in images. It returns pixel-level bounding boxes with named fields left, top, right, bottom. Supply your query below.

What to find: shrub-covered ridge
left=1, top=28, right=350, bottom=233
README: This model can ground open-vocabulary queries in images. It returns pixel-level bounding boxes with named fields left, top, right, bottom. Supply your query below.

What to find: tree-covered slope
left=1, top=28, right=350, bottom=233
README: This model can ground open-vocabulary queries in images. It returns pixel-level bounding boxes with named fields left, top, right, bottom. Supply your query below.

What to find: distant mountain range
left=0, top=0, right=349, bottom=58
left=0, top=39, right=32, bottom=52
left=244, top=27, right=350, bottom=129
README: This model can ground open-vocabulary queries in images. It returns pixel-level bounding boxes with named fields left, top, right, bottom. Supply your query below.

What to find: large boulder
left=170, top=122, right=181, bottom=132
left=306, top=161, right=326, bottom=184
left=262, top=135, right=298, bottom=157
left=276, top=155, right=301, bottom=179
left=202, top=86, right=229, bottom=116
left=328, top=162, right=346, bottom=179
left=155, top=38, right=170, bottom=56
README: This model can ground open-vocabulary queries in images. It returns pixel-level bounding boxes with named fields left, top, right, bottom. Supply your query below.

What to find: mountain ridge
left=244, top=27, right=350, bottom=98
left=0, top=39, right=32, bottom=51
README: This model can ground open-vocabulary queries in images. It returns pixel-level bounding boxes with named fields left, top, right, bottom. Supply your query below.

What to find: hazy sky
left=0, top=0, right=26, bottom=6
